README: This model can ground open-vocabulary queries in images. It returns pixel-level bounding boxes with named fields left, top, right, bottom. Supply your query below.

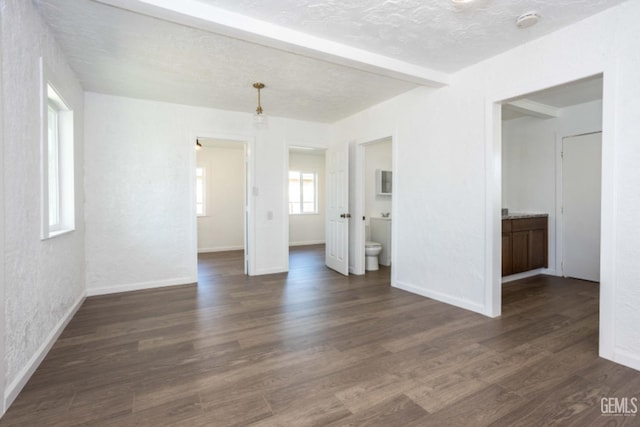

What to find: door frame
left=353, top=133, right=397, bottom=284
left=487, top=70, right=616, bottom=362
left=189, top=130, right=256, bottom=276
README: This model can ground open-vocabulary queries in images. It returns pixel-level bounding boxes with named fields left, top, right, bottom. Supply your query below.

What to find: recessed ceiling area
left=502, top=75, right=603, bottom=121
left=35, top=0, right=625, bottom=123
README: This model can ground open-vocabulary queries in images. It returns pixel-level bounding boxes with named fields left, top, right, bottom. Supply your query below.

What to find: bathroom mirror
left=376, top=169, right=392, bottom=195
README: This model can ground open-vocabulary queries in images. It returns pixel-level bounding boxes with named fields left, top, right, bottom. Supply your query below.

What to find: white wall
left=0, top=8, right=5, bottom=416
left=85, top=92, right=330, bottom=293
left=1, top=0, right=86, bottom=410
left=365, top=139, right=392, bottom=224
left=197, top=145, right=245, bottom=252
left=333, top=1, right=640, bottom=371
left=502, top=100, right=603, bottom=275
left=288, top=151, right=326, bottom=246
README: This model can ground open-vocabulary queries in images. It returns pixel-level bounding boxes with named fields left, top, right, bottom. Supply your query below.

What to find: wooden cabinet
left=502, top=216, right=548, bottom=276
left=501, top=218, right=512, bottom=276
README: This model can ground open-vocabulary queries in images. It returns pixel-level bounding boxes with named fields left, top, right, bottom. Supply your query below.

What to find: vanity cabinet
left=502, top=216, right=548, bottom=276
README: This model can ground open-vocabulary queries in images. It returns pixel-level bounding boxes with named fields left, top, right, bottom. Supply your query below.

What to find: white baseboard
left=87, top=276, right=196, bottom=297
left=198, top=245, right=244, bottom=253
left=289, top=240, right=325, bottom=247
left=4, top=292, right=85, bottom=410
left=502, top=268, right=546, bottom=283
left=393, top=280, right=485, bottom=315
left=613, top=348, right=640, bottom=372
left=253, top=266, right=288, bottom=276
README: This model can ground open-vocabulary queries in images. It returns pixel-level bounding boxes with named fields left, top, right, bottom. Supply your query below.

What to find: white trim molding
left=289, top=240, right=325, bottom=247
left=198, top=245, right=244, bottom=253
left=87, top=277, right=196, bottom=297
left=4, top=293, right=85, bottom=410
left=393, top=281, right=485, bottom=316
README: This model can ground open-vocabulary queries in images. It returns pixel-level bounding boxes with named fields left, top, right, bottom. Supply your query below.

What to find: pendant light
left=195, top=139, right=202, bottom=150
left=253, top=82, right=268, bottom=130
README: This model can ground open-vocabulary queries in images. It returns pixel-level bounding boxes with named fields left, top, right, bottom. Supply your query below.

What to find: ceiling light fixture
left=195, top=139, right=202, bottom=150
left=451, top=0, right=474, bottom=3
left=516, top=12, right=540, bottom=29
left=253, top=82, right=268, bottom=130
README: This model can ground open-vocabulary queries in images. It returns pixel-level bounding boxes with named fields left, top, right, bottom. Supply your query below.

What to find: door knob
left=340, top=213, right=352, bottom=218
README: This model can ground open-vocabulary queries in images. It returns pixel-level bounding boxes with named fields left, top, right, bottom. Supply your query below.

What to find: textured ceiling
left=35, top=0, right=625, bottom=123
left=35, top=0, right=418, bottom=123
left=197, top=0, right=627, bottom=72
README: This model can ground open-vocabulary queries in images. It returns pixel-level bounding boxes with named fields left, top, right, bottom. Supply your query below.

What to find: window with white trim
left=196, top=167, right=206, bottom=216
left=43, top=82, right=74, bottom=239
left=288, top=171, right=317, bottom=214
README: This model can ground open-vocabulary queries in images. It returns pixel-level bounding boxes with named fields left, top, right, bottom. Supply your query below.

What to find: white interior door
left=326, top=143, right=349, bottom=275
left=562, top=132, right=602, bottom=282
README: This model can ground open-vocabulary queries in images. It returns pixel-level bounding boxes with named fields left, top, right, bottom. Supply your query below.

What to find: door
left=562, top=132, right=602, bottom=282
left=326, top=143, right=349, bottom=275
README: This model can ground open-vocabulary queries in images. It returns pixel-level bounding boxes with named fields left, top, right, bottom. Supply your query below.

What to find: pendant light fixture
left=195, top=139, right=202, bottom=150
left=253, top=82, right=268, bottom=130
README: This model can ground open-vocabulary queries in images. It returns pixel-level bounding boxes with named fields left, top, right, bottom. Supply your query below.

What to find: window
left=47, top=104, right=60, bottom=229
left=42, top=82, right=74, bottom=239
left=196, top=167, right=206, bottom=216
left=289, top=171, right=317, bottom=214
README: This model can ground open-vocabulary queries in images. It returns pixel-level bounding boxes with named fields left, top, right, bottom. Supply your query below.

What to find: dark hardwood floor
left=1, top=245, right=638, bottom=426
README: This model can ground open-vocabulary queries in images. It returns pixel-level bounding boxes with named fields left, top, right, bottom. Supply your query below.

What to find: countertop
left=502, top=212, right=548, bottom=220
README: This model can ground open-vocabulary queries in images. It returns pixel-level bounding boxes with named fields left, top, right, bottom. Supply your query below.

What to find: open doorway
left=287, top=146, right=326, bottom=272
left=350, top=136, right=394, bottom=279
left=500, top=75, right=603, bottom=286
left=194, top=136, right=253, bottom=277
left=495, top=75, right=604, bottom=343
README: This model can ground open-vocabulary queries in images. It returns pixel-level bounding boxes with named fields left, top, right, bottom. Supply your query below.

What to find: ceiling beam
left=503, top=99, right=561, bottom=119
left=93, top=0, right=449, bottom=87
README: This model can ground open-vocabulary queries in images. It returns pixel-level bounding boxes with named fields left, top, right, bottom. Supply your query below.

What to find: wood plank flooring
left=2, top=245, right=639, bottom=426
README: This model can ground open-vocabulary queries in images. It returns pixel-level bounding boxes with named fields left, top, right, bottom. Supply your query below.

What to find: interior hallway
left=1, top=246, right=638, bottom=426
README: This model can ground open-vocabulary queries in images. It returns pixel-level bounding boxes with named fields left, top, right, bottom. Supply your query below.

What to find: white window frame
left=41, top=60, right=75, bottom=239
left=288, top=170, right=318, bottom=215
left=196, top=166, right=206, bottom=217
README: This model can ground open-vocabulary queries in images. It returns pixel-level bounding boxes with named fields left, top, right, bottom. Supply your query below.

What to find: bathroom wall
left=197, top=143, right=245, bottom=252
left=289, top=150, right=326, bottom=246
left=365, top=139, right=392, bottom=233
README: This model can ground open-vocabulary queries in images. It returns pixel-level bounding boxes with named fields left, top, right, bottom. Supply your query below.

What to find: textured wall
left=0, top=3, right=6, bottom=414
left=84, top=92, right=330, bottom=290
left=333, top=1, right=640, bottom=370
left=1, top=0, right=85, bottom=388
left=197, top=145, right=245, bottom=252
left=289, top=151, right=326, bottom=245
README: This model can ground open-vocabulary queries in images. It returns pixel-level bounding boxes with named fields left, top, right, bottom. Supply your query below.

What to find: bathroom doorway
left=352, top=136, right=395, bottom=279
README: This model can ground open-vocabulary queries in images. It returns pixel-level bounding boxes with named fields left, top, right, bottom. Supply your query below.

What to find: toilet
left=365, top=241, right=382, bottom=271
